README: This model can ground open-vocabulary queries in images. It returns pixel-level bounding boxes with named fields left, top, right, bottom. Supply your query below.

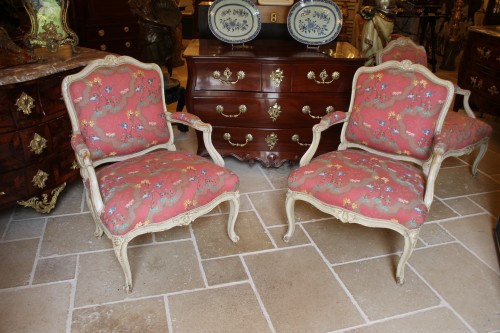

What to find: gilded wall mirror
left=22, top=0, right=78, bottom=52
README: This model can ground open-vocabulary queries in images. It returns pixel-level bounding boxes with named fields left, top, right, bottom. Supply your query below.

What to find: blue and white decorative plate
left=208, top=0, right=261, bottom=45
left=287, top=0, right=343, bottom=46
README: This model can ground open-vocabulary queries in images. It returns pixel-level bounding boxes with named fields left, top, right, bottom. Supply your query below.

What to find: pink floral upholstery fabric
left=442, top=112, right=492, bottom=150
left=346, top=68, right=449, bottom=160
left=68, top=63, right=170, bottom=161
left=381, top=45, right=427, bottom=66
left=288, top=149, right=427, bottom=229
left=90, top=150, right=239, bottom=236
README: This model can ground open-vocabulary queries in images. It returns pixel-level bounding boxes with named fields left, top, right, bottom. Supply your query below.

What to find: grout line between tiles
left=240, top=256, right=277, bottom=333
left=300, top=223, right=371, bottom=323
left=189, top=224, right=209, bottom=288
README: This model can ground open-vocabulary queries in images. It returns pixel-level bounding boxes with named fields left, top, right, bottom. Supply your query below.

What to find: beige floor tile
left=440, top=156, right=467, bottom=168
left=410, top=243, right=500, bottom=332
left=304, top=219, right=413, bottom=264
left=40, top=213, right=152, bottom=257
left=244, top=246, right=364, bottom=333
left=72, top=298, right=168, bottom=333
left=224, top=159, right=273, bottom=193
left=434, top=166, right=500, bottom=198
left=0, top=282, right=71, bottom=333
left=202, top=256, right=247, bottom=286
left=4, top=217, right=45, bottom=240
left=259, top=163, right=297, bottom=189
left=425, top=200, right=458, bottom=222
left=0, top=239, right=39, bottom=288
left=34, top=255, right=77, bottom=284
left=440, top=214, right=499, bottom=274
left=75, top=241, right=204, bottom=306
left=41, top=213, right=111, bottom=257
left=335, top=256, right=440, bottom=320
left=462, top=148, right=500, bottom=176
left=154, top=225, right=192, bottom=242
left=0, top=208, right=12, bottom=237
left=344, top=307, right=470, bottom=333
left=218, top=194, right=253, bottom=213
left=443, top=197, right=485, bottom=215
left=267, top=225, right=310, bottom=248
left=249, top=190, right=330, bottom=227
left=193, top=211, right=273, bottom=259
left=469, top=191, right=500, bottom=217
left=418, top=223, right=455, bottom=245
left=169, top=283, right=271, bottom=333
left=248, top=190, right=287, bottom=226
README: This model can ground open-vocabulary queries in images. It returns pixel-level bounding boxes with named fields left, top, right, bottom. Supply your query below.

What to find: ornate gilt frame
left=22, top=0, right=78, bottom=52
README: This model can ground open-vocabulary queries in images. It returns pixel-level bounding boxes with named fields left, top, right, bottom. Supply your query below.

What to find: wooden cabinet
left=70, top=0, right=141, bottom=57
left=0, top=48, right=110, bottom=212
left=457, top=26, right=500, bottom=118
left=184, top=39, right=365, bottom=167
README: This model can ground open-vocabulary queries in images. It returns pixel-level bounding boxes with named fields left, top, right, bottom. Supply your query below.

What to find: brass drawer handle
left=292, top=134, right=311, bottom=147
left=98, top=29, right=105, bottom=37
left=265, top=133, right=278, bottom=150
left=29, top=133, right=48, bottom=155
left=124, top=26, right=130, bottom=32
left=16, top=92, right=35, bottom=115
left=302, top=105, right=334, bottom=119
left=488, top=85, right=499, bottom=96
left=270, top=68, right=284, bottom=87
left=212, top=68, right=245, bottom=85
left=268, top=103, right=281, bottom=121
left=476, top=47, right=490, bottom=59
left=307, top=70, right=340, bottom=85
left=223, top=133, right=253, bottom=147
left=216, top=104, right=247, bottom=117
left=125, top=42, right=131, bottom=48
left=32, top=170, right=49, bottom=189
left=470, top=76, right=483, bottom=89
left=100, top=44, right=107, bottom=51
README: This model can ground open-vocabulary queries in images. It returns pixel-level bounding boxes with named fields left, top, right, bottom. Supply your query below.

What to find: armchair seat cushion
left=442, top=112, right=493, bottom=150
left=288, top=149, right=427, bottom=229
left=92, top=150, right=239, bottom=236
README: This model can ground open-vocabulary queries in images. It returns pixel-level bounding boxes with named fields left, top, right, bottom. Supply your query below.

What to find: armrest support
left=422, top=133, right=448, bottom=208
left=71, top=133, right=105, bottom=213
left=299, top=111, right=347, bottom=166
left=454, top=85, right=476, bottom=118
left=169, top=112, right=225, bottom=167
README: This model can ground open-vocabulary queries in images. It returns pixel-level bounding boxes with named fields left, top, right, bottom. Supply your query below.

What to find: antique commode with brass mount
left=184, top=38, right=366, bottom=167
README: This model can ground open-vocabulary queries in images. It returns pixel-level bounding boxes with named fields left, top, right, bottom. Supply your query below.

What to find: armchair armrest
left=71, top=133, right=105, bottom=213
left=454, top=85, right=476, bottom=118
left=169, top=112, right=225, bottom=167
left=299, top=111, right=347, bottom=166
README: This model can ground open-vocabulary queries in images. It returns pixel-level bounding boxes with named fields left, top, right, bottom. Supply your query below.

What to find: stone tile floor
left=0, top=60, right=499, bottom=333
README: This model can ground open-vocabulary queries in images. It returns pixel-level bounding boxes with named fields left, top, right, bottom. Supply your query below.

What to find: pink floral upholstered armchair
left=285, top=60, right=455, bottom=284
left=62, top=55, right=240, bottom=292
left=376, top=37, right=492, bottom=176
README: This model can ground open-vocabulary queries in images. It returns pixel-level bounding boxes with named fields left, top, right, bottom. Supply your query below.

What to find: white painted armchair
left=376, top=36, right=492, bottom=176
left=285, top=60, right=455, bottom=284
left=62, top=55, right=240, bottom=292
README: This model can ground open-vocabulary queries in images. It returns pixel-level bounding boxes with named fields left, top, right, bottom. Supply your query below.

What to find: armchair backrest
left=62, top=55, right=173, bottom=163
left=375, top=36, right=427, bottom=66
left=341, top=60, right=454, bottom=162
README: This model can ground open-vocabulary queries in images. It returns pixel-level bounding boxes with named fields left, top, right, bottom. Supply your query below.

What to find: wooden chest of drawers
left=0, top=48, right=110, bottom=212
left=70, top=0, right=141, bottom=57
left=184, top=39, right=365, bottom=167
left=457, top=26, right=500, bottom=118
